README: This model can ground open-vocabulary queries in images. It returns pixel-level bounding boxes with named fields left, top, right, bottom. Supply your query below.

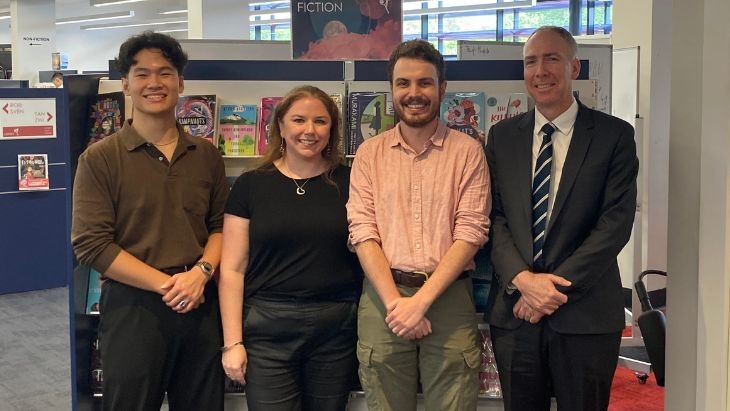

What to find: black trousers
left=244, top=298, right=358, bottom=411
left=491, top=321, right=621, bottom=411
left=98, top=280, right=223, bottom=411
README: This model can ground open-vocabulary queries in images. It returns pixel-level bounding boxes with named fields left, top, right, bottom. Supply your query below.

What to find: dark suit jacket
left=484, top=103, right=638, bottom=334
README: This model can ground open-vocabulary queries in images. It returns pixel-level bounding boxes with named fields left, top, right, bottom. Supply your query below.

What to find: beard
left=395, top=96, right=440, bottom=129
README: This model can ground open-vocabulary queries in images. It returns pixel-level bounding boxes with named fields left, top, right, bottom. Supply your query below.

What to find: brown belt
left=391, top=269, right=471, bottom=288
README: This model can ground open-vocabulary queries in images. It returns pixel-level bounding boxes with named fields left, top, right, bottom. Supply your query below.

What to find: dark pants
left=491, top=321, right=621, bottom=411
left=98, top=280, right=223, bottom=411
left=244, top=298, right=358, bottom=411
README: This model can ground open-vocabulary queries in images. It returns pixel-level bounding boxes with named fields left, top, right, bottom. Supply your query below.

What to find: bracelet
left=220, top=341, right=244, bottom=352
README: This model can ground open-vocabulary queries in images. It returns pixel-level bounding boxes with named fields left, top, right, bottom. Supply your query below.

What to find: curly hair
left=387, top=39, right=446, bottom=86
left=115, top=31, right=188, bottom=77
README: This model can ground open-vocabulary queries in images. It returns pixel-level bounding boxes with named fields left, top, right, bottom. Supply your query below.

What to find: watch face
left=198, top=261, right=213, bottom=275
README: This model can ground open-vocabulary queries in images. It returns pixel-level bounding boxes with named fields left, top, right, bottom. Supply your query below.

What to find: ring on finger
left=178, top=300, right=188, bottom=309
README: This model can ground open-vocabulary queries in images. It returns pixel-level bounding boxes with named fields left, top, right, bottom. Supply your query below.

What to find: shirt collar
left=119, top=119, right=197, bottom=151
left=534, top=97, right=578, bottom=136
left=389, top=120, right=449, bottom=150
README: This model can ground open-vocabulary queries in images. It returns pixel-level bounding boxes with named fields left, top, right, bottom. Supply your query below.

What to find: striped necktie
left=532, top=123, right=556, bottom=268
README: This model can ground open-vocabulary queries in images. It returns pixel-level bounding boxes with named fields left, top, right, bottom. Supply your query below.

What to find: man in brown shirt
left=71, top=31, right=228, bottom=410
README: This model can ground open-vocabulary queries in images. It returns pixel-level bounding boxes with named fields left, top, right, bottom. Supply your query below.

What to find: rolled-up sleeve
left=453, top=142, right=491, bottom=247
left=71, top=149, right=122, bottom=273
left=346, top=144, right=382, bottom=247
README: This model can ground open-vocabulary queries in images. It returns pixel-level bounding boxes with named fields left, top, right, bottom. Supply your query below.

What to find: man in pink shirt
left=347, top=39, right=491, bottom=410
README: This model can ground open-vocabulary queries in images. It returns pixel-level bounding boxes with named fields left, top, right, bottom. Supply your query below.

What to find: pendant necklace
left=292, top=178, right=311, bottom=195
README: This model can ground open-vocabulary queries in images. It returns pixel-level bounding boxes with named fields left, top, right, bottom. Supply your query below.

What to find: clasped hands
left=385, top=296, right=432, bottom=340
left=160, top=268, right=208, bottom=314
left=511, top=271, right=571, bottom=323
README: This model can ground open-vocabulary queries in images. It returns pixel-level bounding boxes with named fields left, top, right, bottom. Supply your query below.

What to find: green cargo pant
left=357, top=277, right=481, bottom=411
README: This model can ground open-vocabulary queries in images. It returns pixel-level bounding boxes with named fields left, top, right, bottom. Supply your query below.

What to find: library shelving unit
left=70, top=57, right=596, bottom=410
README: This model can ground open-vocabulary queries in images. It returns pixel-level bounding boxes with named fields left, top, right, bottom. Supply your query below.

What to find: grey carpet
left=0, top=287, right=72, bottom=410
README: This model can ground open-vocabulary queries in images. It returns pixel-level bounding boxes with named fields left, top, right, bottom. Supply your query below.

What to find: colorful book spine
left=347, top=92, right=396, bottom=156
left=218, top=104, right=257, bottom=156
left=441, top=91, right=487, bottom=145
left=258, top=97, right=283, bottom=156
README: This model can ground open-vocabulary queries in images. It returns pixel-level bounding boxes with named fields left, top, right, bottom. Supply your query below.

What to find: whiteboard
left=457, top=40, right=612, bottom=114
left=611, top=47, right=639, bottom=128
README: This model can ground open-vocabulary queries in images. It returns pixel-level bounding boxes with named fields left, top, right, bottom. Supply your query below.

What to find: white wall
left=665, top=0, right=730, bottom=409
left=55, top=26, right=154, bottom=72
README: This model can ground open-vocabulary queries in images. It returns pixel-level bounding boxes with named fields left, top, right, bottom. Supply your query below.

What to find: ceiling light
left=156, top=28, right=188, bottom=33
left=91, top=0, right=146, bottom=6
left=56, top=10, right=134, bottom=25
left=160, top=10, right=187, bottom=15
left=82, top=19, right=186, bottom=31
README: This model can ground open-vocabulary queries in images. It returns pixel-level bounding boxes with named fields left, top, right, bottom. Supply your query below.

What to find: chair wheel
left=635, top=372, right=649, bottom=384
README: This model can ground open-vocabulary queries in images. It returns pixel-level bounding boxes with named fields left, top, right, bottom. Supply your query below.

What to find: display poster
left=17, top=153, right=49, bottom=191
left=0, top=98, right=57, bottom=139
left=291, top=0, right=402, bottom=60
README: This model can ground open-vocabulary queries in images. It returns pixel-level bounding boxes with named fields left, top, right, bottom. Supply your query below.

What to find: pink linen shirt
left=347, top=121, right=491, bottom=273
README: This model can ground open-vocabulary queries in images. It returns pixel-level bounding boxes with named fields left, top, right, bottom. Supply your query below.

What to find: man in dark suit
left=485, top=26, right=638, bottom=411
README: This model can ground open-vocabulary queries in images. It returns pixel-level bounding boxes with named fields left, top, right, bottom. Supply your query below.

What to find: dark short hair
left=51, top=72, right=63, bottom=80
left=527, top=26, right=578, bottom=59
left=115, top=31, right=188, bottom=77
left=387, top=39, right=445, bottom=85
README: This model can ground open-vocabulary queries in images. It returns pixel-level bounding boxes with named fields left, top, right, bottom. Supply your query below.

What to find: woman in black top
left=219, top=85, right=361, bottom=410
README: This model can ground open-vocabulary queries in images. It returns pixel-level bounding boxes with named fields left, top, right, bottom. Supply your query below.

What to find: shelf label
left=0, top=98, right=57, bottom=139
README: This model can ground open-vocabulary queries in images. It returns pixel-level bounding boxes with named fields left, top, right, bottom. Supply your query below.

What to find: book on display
left=485, top=93, right=528, bottom=135
left=258, top=97, right=283, bottom=155
left=176, top=95, right=219, bottom=144
left=17, top=154, right=49, bottom=191
left=218, top=104, right=257, bottom=156
left=87, top=91, right=125, bottom=146
left=440, top=92, right=487, bottom=145
left=347, top=91, right=396, bottom=156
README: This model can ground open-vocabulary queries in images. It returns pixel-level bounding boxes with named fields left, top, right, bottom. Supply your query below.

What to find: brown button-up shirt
left=71, top=120, right=228, bottom=273
left=347, top=121, right=491, bottom=273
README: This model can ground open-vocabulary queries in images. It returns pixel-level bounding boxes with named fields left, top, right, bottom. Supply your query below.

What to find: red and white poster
left=0, top=98, right=57, bottom=139
left=18, top=154, right=50, bottom=191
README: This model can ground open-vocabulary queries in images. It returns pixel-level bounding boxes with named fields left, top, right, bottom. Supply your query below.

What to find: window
left=248, top=0, right=612, bottom=56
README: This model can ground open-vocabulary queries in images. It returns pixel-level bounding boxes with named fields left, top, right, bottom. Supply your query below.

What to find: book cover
left=258, top=97, right=283, bottom=156
left=87, top=91, right=125, bottom=146
left=85, top=268, right=102, bottom=315
left=441, top=92, right=486, bottom=145
left=330, top=93, right=345, bottom=154
left=291, top=0, right=402, bottom=60
left=485, top=93, right=528, bottom=135
left=17, top=154, right=49, bottom=191
left=218, top=104, right=257, bottom=157
left=176, top=95, right=218, bottom=144
left=347, top=92, right=396, bottom=156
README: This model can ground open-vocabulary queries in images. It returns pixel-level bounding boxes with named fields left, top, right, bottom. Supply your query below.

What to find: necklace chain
left=154, top=137, right=178, bottom=147
left=292, top=178, right=311, bottom=196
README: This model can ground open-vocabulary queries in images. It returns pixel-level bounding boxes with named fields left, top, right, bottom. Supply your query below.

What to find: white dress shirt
left=532, top=98, right=579, bottom=225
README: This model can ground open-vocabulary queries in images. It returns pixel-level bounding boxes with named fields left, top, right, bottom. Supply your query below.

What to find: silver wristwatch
left=195, top=260, right=214, bottom=279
